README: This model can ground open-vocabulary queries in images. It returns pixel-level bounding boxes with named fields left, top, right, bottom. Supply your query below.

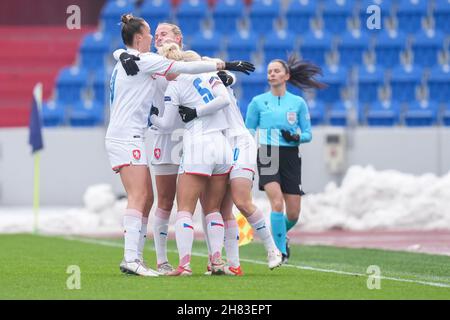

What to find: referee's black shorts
left=257, top=145, right=305, bottom=195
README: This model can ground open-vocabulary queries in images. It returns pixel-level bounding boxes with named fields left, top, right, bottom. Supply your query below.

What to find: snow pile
left=1, top=166, right=450, bottom=234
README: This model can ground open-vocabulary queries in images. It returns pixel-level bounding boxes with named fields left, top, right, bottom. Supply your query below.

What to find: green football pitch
left=0, top=234, right=449, bottom=299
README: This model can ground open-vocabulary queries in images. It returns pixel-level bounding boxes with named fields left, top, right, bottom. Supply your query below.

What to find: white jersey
left=107, top=49, right=218, bottom=140
left=164, top=73, right=229, bottom=137
left=223, top=86, right=249, bottom=137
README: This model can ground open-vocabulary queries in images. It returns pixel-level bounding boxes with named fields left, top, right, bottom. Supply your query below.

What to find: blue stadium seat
left=359, top=0, right=392, bottom=28
left=396, top=0, right=428, bottom=34
left=80, top=32, right=111, bottom=71
left=322, top=0, right=355, bottom=34
left=374, top=30, right=407, bottom=67
left=249, top=0, right=281, bottom=36
left=338, top=30, right=371, bottom=67
left=443, top=102, right=450, bottom=126
left=404, top=100, right=439, bottom=126
left=189, top=30, right=222, bottom=58
left=286, top=0, right=317, bottom=34
left=239, top=71, right=268, bottom=101
left=56, top=67, right=88, bottom=104
left=434, top=0, right=450, bottom=33
left=300, top=30, right=333, bottom=66
left=212, top=0, right=245, bottom=34
left=69, top=101, right=104, bottom=127
left=390, top=64, right=422, bottom=102
left=100, top=0, right=135, bottom=36
left=263, top=30, right=296, bottom=64
left=42, top=101, right=66, bottom=127
left=329, top=101, right=351, bottom=126
left=428, top=65, right=450, bottom=103
left=93, top=69, right=108, bottom=105
left=226, top=31, right=258, bottom=62
left=238, top=98, right=251, bottom=119
left=140, top=0, right=171, bottom=33
left=307, top=99, right=326, bottom=126
left=320, top=65, right=348, bottom=103
left=412, top=30, right=445, bottom=67
left=366, top=100, right=400, bottom=126
left=176, top=0, right=208, bottom=37
left=357, top=65, right=385, bottom=103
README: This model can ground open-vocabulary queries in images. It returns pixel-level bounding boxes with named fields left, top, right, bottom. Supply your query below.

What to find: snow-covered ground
left=1, top=166, right=450, bottom=235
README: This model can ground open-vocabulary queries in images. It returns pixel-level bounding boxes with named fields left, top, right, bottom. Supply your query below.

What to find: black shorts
left=257, top=145, right=305, bottom=195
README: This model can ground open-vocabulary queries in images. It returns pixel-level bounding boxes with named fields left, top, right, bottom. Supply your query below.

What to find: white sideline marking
left=64, top=236, right=450, bottom=289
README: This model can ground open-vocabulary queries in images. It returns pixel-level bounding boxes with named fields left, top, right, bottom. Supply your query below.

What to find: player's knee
left=234, top=198, right=254, bottom=216
left=158, top=193, right=174, bottom=211
left=271, top=198, right=284, bottom=212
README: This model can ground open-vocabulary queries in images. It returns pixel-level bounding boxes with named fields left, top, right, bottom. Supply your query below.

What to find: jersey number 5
left=193, top=78, right=214, bottom=103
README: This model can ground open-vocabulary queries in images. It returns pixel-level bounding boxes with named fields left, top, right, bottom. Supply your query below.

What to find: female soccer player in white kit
left=150, top=45, right=234, bottom=276
left=106, top=14, right=249, bottom=276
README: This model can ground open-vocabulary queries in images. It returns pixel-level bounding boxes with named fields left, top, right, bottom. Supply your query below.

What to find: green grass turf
left=0, top=234, right=449, bottom=299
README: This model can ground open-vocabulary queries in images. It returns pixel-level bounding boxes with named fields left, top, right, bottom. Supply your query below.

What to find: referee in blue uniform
left=245, top=56, right=326, bottom=262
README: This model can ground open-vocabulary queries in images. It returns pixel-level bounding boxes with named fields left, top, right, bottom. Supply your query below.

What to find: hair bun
left=121, top=13, right=133, bottom=24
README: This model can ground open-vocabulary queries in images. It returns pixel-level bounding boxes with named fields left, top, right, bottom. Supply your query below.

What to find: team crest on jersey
left=154, top=148, right=161, bottom=160
left=287, top=112, right=297, bottom=125
left=132, top=149, right=141, bottom=160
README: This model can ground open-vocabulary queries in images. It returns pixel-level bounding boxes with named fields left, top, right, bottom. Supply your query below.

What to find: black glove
left=178, top=105, right=197, bottom=123
left=217, top=71, right=234, bottom=87
left=281, top=129, right=300, bottom=143
left=150, top=105, right=159, bottom=117
left=119, top=52, right=140, bottom=76
left=224, top=61, right=255, bottom=75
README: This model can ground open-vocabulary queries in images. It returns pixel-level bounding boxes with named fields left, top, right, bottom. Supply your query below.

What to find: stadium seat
left=212, top=0, right=245, bottom=34
left=93, top=69, right=108, bottom=105
left=404, top=100, right=439, bottom=126
left=374, top=30, right=407, bottom=67
left=286, top=0, right=317, bottom=34
left=412, top=29, right=445, bottom=67
left=322, top=0, right=355, bottom=34
left=338, top=30, right=371, bottom=67
left=42, top=101, right=66, bottom=127
left=56, top=67, right=88, bottom=105
left=263, top=30, right=296, bottom=64
left=100, top=0, right=135, bottom=37
left=427, top=65, right=450, bottom=103
left=357, top=65, right=385, bottom=103
left=300, top=30, right=333, bottom=66
left=226, top=30, right=258, bottom=62
left=176, top=0, right=208, bottom=37
left=329, top=101, right=351, bottom=126
left=69, top=100, right=104, bottom=127
left=249, top=0, right=281, bottom=36
left=238, top=98, right=251, bottom=119
left=239, top=71, right=268, bottom=101
left=434, top=0, right=450, bottom=33
left=189, top=30, right=222, bottom=58
left=307, top=99, right=326, bottom=126
left=140, top=0, right=171, bottom=33
left=366, top=100, right=400, bottom=126
left=320, top=65, right=348, bottom=103
left=443, top=103, right=450, bottom=126
left=396, top=0, right=428, bottom=34
left=80, top=32, right=111, bottom=71
left=390, top=64, right=422, bottom=102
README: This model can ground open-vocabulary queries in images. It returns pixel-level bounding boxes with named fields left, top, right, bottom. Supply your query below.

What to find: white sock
left=137, top=217, right=148, bottom=261
left=175, top=211, right=194, bottom=267
left=224, top=219, right=240, bottom=267
left=153, top=208, right=171, bottom=265
left=123, top=209, right=143, bottom=262
left=205, top=212, right=225, bottom=262
left=247, top=208, right=277, bottom=252
left=201, top=211, right=212, bottom=263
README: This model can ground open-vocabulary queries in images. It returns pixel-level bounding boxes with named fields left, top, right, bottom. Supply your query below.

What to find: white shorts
left=105, top=138, right=148, bottom=173
left=152, top=163, right=180, bottom=175
left=179, top=131, right=233, bottom=176
left=229, top=132, right=257, bottom=181
left=151, top=133, right=183, bottom=166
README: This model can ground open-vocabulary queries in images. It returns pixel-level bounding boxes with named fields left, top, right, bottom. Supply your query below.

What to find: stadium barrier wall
left=0, top=127, right=449, bottom=206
